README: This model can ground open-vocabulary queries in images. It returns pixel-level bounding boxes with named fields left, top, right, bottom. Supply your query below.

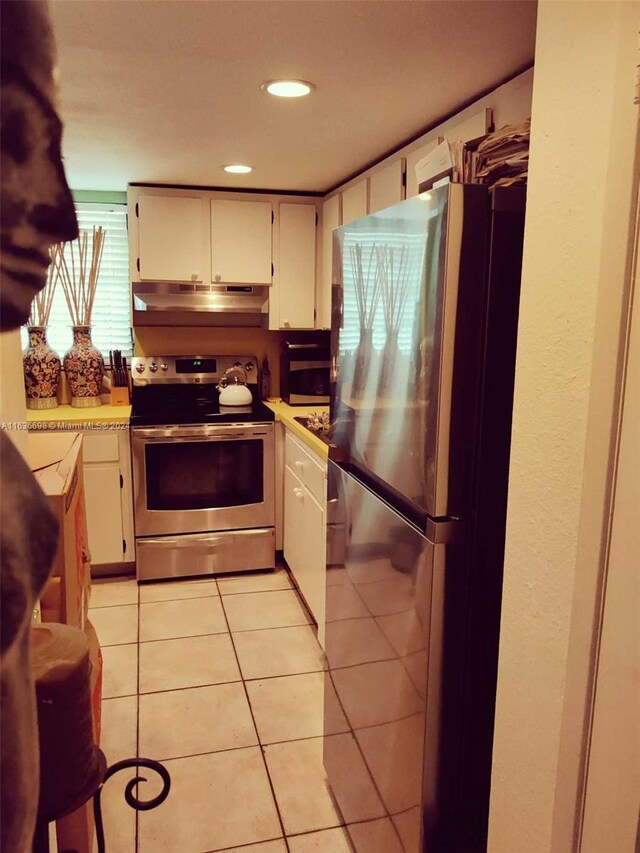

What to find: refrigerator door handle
left=425, top=516, right=464, bottom=545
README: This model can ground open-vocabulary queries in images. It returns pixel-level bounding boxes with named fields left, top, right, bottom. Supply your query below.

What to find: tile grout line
left=104, top=573, right=346, bottom=849
left=122, top=619, right=315, bottom=648
left=234, top=579, right=351, bottom=844
left=135, top=663, right=328, bottom=697
left=216, top=580, right=293, bottom=853
left=202, top=834, right=287, bottom=853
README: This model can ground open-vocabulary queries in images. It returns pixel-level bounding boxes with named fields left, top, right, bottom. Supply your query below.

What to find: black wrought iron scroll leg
left=93, top=758, right=171, bottom=853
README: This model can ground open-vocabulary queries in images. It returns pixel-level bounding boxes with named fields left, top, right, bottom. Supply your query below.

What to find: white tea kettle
left=217, top=366, right=253, bottom=406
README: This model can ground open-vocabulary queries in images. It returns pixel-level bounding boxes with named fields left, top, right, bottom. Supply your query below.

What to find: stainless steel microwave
left=280, top=342, right=330, bottom=405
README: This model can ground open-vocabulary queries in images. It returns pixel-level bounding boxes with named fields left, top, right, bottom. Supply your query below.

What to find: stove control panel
left=131, top=355, right=259, bottom=385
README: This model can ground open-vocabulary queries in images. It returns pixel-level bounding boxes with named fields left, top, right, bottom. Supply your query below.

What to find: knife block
left=110, top=386, right=130, bottom=406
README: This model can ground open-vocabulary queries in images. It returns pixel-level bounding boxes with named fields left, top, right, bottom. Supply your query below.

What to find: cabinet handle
left=293, top=487, right=304, bottom=500
left=294, top=460, right=304, bottom=473
left=214, top=272, right=221, bottom=282
left=282, top=318, right=290, bottom=327
left=191, top=272, right=199, bottom=281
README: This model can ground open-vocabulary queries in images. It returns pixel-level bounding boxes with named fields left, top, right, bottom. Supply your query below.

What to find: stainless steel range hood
left=132, top=281, right=269, bottom=327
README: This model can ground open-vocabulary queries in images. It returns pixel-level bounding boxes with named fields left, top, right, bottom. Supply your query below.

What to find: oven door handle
left=132, top=424, right=272, bottom=440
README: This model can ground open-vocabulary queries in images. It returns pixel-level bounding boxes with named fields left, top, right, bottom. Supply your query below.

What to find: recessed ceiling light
left=223, top=164, right=252, bottom=174
left=262, top=79, right=314, bottom=98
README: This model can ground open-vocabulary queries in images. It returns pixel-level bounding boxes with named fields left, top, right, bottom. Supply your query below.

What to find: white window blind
left=340, top=227, right=426, bottom=354
left=21, top=202, right=132, bottom=357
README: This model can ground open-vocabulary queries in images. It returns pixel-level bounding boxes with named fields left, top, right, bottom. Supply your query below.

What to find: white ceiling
left=50, top=0, right=537, bottom=194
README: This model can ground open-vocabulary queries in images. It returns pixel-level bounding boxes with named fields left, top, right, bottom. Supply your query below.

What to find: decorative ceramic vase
left=23, top=326, right=61, bottom=409
left=377, top=329, right=399, bottom=396
left=351, top=327, right=373, bottom=398
left=63, top=325, right=104, bottom=408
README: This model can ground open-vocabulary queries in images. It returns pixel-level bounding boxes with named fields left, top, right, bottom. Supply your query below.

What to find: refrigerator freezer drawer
left=323, top=462, right=454, bottom=853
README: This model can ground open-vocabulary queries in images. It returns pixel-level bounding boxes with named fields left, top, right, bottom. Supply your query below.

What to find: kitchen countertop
left=25, top=401, right=331, bottom=455
left=263, top=400, right=330, bottom=459
left=26, top=404, right=132, bottom=428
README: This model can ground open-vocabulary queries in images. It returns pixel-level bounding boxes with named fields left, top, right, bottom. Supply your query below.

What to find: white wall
left=580, top=203, right=640, bottom=852
left=489, top=2, right=639, bottom=851
left=0, top=331, right=28, bottom=457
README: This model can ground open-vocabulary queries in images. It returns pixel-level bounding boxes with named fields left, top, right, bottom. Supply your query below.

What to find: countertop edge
left=263, top=400, right=329, bottom=459
left=25, top=404, right=132, bottom=427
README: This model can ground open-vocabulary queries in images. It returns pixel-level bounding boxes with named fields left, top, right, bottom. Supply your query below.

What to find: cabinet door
left=274, top=423, right=284, bottom=551
left=369, top=159, right=406, bottom=213
left=83, top=464, right=124, bottom=564
left=118, top=430, right=135, bottom=563
left=138, top=195, right=204, bottom=282
left=284, top=465, right=326, bottom=636
left=210, top=199, right=272, bottom=284
left=284, top=465, right=305, bottom=587
left=341, top=178, right=369, bottom=225
left=318, top=194, right=341, bottom=330
left=277, top=203, right=316, bottom=329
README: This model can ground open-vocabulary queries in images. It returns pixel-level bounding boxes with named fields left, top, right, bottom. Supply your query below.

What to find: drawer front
left=82, top=432, right=120, bottom=463
left=285, top=430, right=326, bottom=505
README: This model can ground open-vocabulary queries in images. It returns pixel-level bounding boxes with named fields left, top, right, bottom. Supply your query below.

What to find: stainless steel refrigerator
left=323, top=183, right=526, bottom=852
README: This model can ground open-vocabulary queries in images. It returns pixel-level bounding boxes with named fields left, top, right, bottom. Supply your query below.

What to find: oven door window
left=145, top=439, right=263, bottom=511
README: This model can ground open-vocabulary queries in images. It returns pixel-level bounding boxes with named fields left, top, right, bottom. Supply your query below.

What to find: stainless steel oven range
left=130, top=355, right=275, bottom=581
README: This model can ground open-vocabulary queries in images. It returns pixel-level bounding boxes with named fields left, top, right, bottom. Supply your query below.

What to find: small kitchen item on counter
left=130, top=355, right=275, bottom=581
left=306, top=411, right=330, bottom=433
left=24, top=247, right=63, bottom=408
left=110, top=386, right=129, bottom=405
left=217, top=365, right=253, bottom=406
left=109, top=350, right=130, bottom=405
left=57, top=228, right=107, bottom=408
left=63, top=325, right=104, bottom=408
left=23, top=326, right=62, bottom=409
left=281, top=341, right=330, bottom=405
left=260, top=355, right=271, bottom=400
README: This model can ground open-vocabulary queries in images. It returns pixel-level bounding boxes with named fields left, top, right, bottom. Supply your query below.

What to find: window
left=21, top=202, right=132, bottom=357
left=340, top=226, right=426, bottom=354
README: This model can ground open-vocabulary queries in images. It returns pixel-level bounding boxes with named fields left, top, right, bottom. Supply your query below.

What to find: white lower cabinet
left=82, top=430, right=135, bottom=566
left=283, top=430, right=327, bottom=646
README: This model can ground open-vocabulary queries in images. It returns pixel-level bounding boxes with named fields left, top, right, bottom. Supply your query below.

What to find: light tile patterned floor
left=89, top=568, right=346, bottom=853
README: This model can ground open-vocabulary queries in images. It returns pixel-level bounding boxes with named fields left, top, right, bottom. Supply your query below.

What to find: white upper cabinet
left=210, top=199, right=272, bottom=285
left=369, top=159, right=406, bottom=213
left=130, top=186, right=319, bottom=318
left=137, top=194, right=205, bottom=282
left=274, top=203, right=316, bottom=330
left=318, top=193, right=341, bottom=330
left=341, top=178, right=369, bottom=225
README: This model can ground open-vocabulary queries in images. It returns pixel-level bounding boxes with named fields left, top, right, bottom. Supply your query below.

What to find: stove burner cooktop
left=130, top=395, right=275, bottom=427
left=129, top=354, right=274, bottom=427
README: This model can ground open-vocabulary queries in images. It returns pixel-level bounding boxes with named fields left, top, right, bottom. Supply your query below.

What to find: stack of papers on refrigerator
left=466, top=119, right=531, bottom=187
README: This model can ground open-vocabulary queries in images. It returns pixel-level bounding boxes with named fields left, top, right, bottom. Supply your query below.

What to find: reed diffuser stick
left=378, top=244, right=414, bottom=336
left=57, top=227, right=106, bottom=326
left=28, top=244, right=61, bottom=326
left=349, top=242, right=381, bottom=330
